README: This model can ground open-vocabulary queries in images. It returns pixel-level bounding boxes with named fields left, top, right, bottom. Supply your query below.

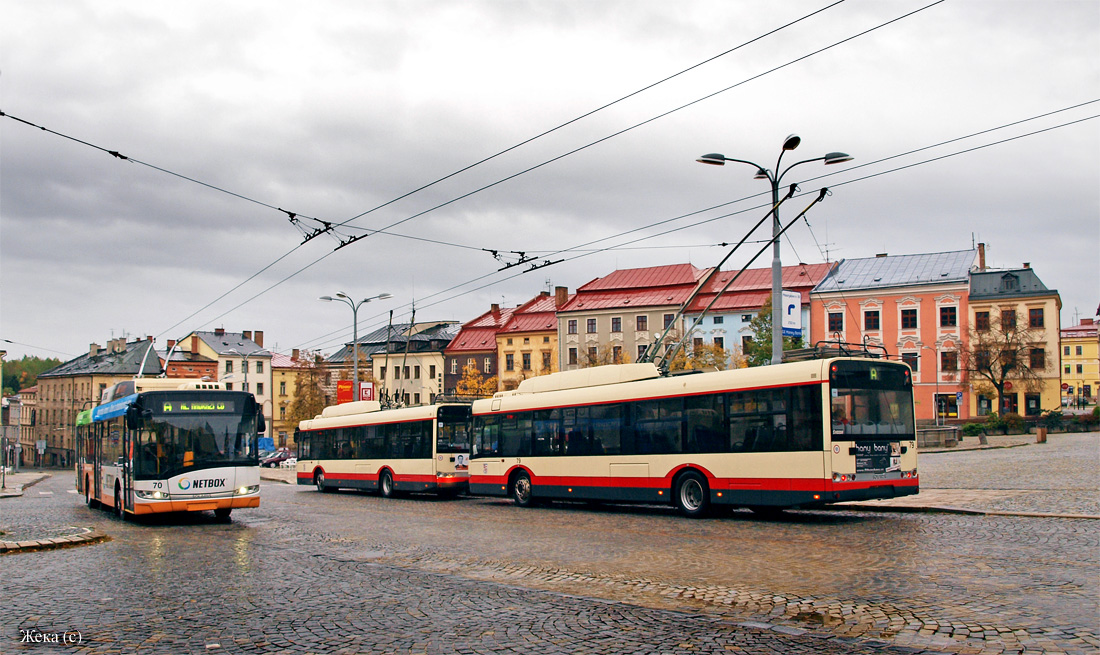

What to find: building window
left=244, top=383, right=250, bottom=393
left=898, top=309, right=916, bottom=330
left=828, top=312, right=843, bottom=333
left=279, top=407, right=286, bottom=420
left=588, top=346, right=598, bottom=363
left=1000, top=309, right=1016, bottom=331
left=714, top=337, right=724, bottom=350
left=522, top=353, right=531, bottom=370
left=941, top=351, right=958, bottom=371
left=586, top=318, right=597, bottom=333
left=225, top=360, right=233, bottom=373
left=1077, top=364, right=1084, bottom=374
left=663, top=314, right=675, bottom=329
left=1075, top=346, right=1083, bottom=356
left=543, top=336, right=550, bottom=343
left=1064, top=345, right=1071, bottom=356
left=1029, top=348, right=1045, bottom=370
left=484, top=358, right=491, bottom=374
left=636, top=316, right=648, bottom=331
left=693, top=337, right=704, bottom=350
left=568, top=348, right=578, bottom=366
left=1065, top=366, right=1071, bottom=375
left=901, top=351, right=919, bottom=372
left=414, top=366, right=421, bottom=379
left=279, top=381, right=286, bottom=395
left=741, top=314, right=753, bottom=322
left=542, top=352, right=552, bottom=371
left=404, top=366, right=411, bottom=379
left=940, top=306, right=957, bottom=328
left=637, top=344, right=648, bottom=360
left=1000, top=274, right=1019, bottom=292
left=450, top=359, right=457, bottom=374
left=864, top=310, right=880, bottom=331
left=567, top=320, right=578, bottom=335
left=255, top=361, right=263, bottom=374
left=414, top=393, right=421, bottom=405
left=506, top=338, right=513, bottom=346
left=505, top=354, right=515, bottom=371
left=523, top=337, right=530, bottom=345
left=379, top=367, right=386, bottom=380
left=612, top=345, right=623, bottom=363
left=1028, top=308, right=1044, bottom=328
left=713, top=316, right=723, bottom=325
left=742, top=335, right=753, bottom=350
left=430, top=365, right=436, bottom=379
left=256, top=383, right=264, bottom=396
left=975, top=311, right=990, bottom=332
left=611, top=317, right=622, bottom=333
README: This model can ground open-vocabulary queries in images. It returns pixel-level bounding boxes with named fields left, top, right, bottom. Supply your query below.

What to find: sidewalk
left=0, top=470, right=109, bottom=554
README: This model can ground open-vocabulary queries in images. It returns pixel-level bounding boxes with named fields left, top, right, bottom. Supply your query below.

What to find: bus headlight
left=235, top=485, right=260, bottom=496
left=135, top=489, right=170, bottom=500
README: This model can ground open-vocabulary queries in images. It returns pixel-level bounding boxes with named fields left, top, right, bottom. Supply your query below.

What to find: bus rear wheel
left=379, top=470, right=395, bottom=498
left=675, top=471, right=709, bottom=518
left=511, top=471, right=534, bottom=508
left=315, top=471, right=331, bottom=493
left=85, top=477, right=98, bottom=509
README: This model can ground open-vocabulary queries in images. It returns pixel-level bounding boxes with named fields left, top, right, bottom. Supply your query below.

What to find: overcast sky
left=1, top=0, right=1097, bottom=364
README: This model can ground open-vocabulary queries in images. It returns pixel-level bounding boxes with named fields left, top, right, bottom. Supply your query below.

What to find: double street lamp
left=697, top=135, right=852, bottom=365
left=320, top=292, right=393, bottom=401
left=226, top=348, right=270, bottom=391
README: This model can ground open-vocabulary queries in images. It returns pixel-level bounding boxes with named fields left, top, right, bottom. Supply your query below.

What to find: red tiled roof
left=698, top=263, right=834, bottom=293
left=561, top=288, right=696, bottom=313
left=577, top=263, right=708, bottom=292
left=462, top=307, right=515, bottom=329
left=500, top=292, right=570, bottom=334
left=447, top=327, right=503, bottom=353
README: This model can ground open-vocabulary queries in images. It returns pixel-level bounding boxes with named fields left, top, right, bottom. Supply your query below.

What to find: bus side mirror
left=257, top=411, right=266, bottom=434
left=125, top=406, right=141, bottom=431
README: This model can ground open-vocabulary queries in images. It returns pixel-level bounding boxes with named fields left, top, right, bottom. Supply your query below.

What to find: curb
left=0, top=473, right=52, bottom=499
left=0, top=527, right=109, bottom=555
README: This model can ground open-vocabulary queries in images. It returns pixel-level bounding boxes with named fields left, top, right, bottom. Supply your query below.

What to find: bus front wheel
left=214, top=508, right=232, bottom=521
left=380, top=470, right=395, bottom=498
left=315, top=471, right=331, bottom=493
left=675, top=471, right=709, bottom=518
left=511, top=471, right=534, bottom=508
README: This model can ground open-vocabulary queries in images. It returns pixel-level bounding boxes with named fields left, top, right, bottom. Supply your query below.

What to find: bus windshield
left=829, top=360, right=914, bottom=440
left=436, top=405, right=471, bottom=454
left=133, top=393, right=260, bottom=477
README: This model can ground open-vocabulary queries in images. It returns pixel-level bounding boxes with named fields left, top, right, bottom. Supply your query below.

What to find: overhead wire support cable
left=658, top=188, right=832, bottom=371
left=638, top=184, right=797, bottom=364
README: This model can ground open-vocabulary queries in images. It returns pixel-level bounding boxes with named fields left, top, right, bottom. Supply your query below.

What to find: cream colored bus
left=295, top=401, right=470, bottom=496
left=468, top=357, right=917, bottom=517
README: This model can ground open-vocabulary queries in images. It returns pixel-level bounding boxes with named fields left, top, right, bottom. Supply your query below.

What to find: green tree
left=744, top=296, right=804, bottom=367
left=2, top=355, right=62, bottom=396
left=456, top=361, right=497, bottom=397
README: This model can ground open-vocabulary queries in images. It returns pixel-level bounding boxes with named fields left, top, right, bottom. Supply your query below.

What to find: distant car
left=258, top=450, right=273, bottom=460
left=261, top=451, right=293, bottom=468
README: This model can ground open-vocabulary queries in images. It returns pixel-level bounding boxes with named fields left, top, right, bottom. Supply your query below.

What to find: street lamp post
left=226, top=348, right=270, bottom=391
left=698, top=135, right=852, bottom=365
left=320, top=292, right=392, bottom=401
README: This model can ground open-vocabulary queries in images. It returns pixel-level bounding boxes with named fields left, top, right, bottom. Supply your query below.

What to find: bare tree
left=667, top=342, right=744, bottom=372
left=960, top=307, right=1045, bottom=415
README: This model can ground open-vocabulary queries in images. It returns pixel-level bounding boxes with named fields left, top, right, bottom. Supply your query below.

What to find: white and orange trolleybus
left=295, top=401, right=471, bottom=496
left=468, top=354, right=918, bottom=517
left=76, top=379, right=264, bottom=519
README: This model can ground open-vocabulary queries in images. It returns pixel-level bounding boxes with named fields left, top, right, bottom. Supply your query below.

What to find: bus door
left=91, top=422, right=103, bottom=504
left=122, top=427, right=135, bottom=512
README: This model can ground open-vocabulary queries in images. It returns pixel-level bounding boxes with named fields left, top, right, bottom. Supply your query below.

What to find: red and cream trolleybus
left=468, top=354, right=917, bottom=517
left=76, top=379, right=264, bottom=519
left=295, top=401, right=470, bottom=496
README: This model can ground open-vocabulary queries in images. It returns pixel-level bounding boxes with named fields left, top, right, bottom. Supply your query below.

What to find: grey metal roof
left=191, top=331, right=268, bottom=357
left=969, top=268, right=1055, bottom=300
left=39, top=340, right=163, bottom=378
left=814, top=250, right=978, bottom=294
left=324, top=322, right=460, bottom=365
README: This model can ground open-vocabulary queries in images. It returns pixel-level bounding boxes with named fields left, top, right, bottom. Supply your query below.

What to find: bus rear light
left=813, top=494, right=821, bottom=500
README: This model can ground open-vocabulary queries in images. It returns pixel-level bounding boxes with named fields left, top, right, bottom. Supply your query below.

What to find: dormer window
left=1000, top=273, right=1019, bottom=292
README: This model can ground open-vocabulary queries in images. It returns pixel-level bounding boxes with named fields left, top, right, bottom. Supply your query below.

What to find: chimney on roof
left=876, top=253, right=888, bottom=258
left=167, top=340, right=176, bottom=350
left=555, top=286, right=569, bottom=308
left=191, top=335, right=200, bottom=355
left=292, top=348, right=300, bottom=361
left=491, top=303, right=500, bottom=314
left=89, top=343, right=101, bottom=357
left=254, top=331, right=263, bottom=347
left=978, top=242, right=986, bottom=270
left=1023, top=262, right=1030, bottom=269
left=1082, top=319, right=1094, bottom=326
left=146, top=335, right=153, bottom=342
left=242, top=330, right=252, bottom=341
left=214, top=327, right=225, bottom=336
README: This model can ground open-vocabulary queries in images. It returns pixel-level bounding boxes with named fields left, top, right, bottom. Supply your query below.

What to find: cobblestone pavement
left=2, top=433, right=1096, bottom=654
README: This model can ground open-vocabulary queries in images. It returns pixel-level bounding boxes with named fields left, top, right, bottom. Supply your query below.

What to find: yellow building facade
left=1060, top=318, right=1098, bottom=408
left=967, top=267, right=1062, bottom=417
